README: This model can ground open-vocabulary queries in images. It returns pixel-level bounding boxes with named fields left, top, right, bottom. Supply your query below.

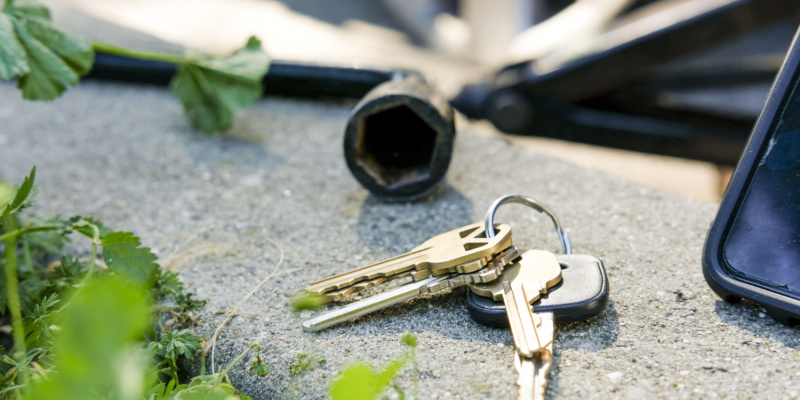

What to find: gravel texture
left=2, top=78, right=799, bottom=399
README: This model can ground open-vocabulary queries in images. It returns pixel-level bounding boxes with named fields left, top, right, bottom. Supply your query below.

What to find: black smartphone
left=702, top=26, right=800, bottom=326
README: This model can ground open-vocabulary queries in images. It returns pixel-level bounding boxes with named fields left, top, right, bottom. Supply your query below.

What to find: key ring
left=484, top=194, right=572, bottom=254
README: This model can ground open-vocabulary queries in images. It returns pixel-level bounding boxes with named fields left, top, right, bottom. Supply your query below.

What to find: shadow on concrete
left=324, top=285, right=511, bottom=343
left=322, top=286, right=619, bottom=354
left=546, top=300, right=621, bottom=397
left=356, top=182, right=474, bottom=253
left=713, top=300, right=800, bottom=349
left=557, top=299, right=621, bottom=351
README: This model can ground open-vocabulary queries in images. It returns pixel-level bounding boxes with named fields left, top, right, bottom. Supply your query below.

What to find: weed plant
left=0, top=167, right=267, bottom=399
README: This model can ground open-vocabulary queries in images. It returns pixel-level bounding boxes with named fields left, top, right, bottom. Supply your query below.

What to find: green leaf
left=101, top=231, right=159, bottom=288
left=289, top=291, right=327, bottom=312
left=26, top=276, right=153, bottom=400
left=173, top=382, right=239, bottom=400
left=1, top=0, right=93, bottom=100
left=330, top=364, right=383, bottom=400
left=170, top=36, right=269, bottom=133
left=249, top=358, right=269, bottom=377
left=0, top=180, right=13, bottom=208
left=400, top=332, right=417, bottom=349
left=148, top=379, right=189, bottom=400
left=0, top=14, right=27, bottom=80
left=6, top=0, right=51, bottom=19
left=2, top=165, right=36, bottom=219
left=330, top=357, right=407, bottom=400
left=154, top=268, right=184, bottom=297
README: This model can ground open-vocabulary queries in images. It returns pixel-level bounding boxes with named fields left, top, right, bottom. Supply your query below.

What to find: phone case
left=702, top=28, right=800, bottom=326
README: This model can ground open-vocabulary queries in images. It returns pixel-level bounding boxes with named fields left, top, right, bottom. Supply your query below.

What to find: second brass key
left=306, top=222, right=513, bottom=297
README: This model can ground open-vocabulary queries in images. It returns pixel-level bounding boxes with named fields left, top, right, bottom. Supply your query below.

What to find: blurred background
left=44, top=0, right=800, bottom=202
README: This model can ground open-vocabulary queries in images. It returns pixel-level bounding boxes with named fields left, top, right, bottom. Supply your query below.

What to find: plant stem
left=215, top=345, right=258, bottom=385
left=3, top=216, right=27, bottom=369
left=86, top=224, right=99, bottom=278
left=0, top=226, right=58, bottom=243
left=92, top=42, right=188, bottom=65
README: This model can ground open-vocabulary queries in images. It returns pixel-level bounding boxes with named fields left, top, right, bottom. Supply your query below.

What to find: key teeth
left=419, top=246, right=519, bottom=294
left=325, top=268, right=435, bottom=301
left=316, top=245, right=519, bottom=315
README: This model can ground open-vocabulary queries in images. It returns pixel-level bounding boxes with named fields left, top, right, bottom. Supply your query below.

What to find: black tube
left=86, top=51, right=422, bottom=100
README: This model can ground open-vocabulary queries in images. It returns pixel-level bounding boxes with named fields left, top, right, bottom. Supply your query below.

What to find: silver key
left=470, top=250, right=561, bottom=357
left=301, top=247, right=520, bottom=331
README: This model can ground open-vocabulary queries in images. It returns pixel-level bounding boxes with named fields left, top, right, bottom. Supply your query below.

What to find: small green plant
left=149, top=329, right=204, bottom=382
left=0, top=167, right=267, bottom=399
left=401, top=332, right=419, bottom=399
left=289, top=353, right=311, bottom=377
left=247, top=345, right=269, bottom=378
left=329, top=333, right=419, bottom=400
left=0, top=0, right=270, bottom=133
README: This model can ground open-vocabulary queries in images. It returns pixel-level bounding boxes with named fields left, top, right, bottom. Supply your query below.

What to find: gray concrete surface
left=2, top=77, right=799, bottom=399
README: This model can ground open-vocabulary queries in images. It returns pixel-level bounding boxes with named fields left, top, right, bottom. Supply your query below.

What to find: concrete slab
left=2, top=77, right=798, bottom=399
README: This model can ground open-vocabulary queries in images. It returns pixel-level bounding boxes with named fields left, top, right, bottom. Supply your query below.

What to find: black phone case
left=467, top=254, right=609, bottom=328
left=702, top=28, right=800, bottom=326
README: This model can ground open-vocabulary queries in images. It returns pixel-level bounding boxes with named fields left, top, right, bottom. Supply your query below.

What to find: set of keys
left=301, top=195, right=609, bottom=399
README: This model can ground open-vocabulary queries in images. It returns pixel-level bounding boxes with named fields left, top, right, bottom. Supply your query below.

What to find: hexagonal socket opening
left=356, top=104, right=439, bottom=187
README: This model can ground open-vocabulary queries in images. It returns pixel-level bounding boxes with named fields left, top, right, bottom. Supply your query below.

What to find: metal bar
left=85, top=51, right=415, bottom=100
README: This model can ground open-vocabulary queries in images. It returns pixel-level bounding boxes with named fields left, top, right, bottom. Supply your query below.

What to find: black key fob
left=467, top=254, right=609, bottom=327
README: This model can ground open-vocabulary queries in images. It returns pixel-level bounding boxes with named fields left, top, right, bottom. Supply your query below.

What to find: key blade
left=517, top=351, right=554, bottom=400
left=532, top=313, right=555, bottom=400
left=514, top=312, right=555, bottom=400
left=302, top=276, right=446, bottom=331
left=305, top=249, right=431, bottom=295
left=503, top=280, right=542, bottom=358
left=515, top=353, right=536, bottom=399
left=322, top=268, right=433, bottom=301
left=509, top=250, right=560, bottom=356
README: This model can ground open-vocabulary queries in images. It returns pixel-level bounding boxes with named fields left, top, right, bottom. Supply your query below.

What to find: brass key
left=470, top=249, right=562, bottom=358
left=306, top=222, right=513, bottom=297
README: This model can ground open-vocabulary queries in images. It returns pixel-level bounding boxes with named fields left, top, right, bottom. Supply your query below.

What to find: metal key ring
left=484, top=195, right=572, bottom=254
